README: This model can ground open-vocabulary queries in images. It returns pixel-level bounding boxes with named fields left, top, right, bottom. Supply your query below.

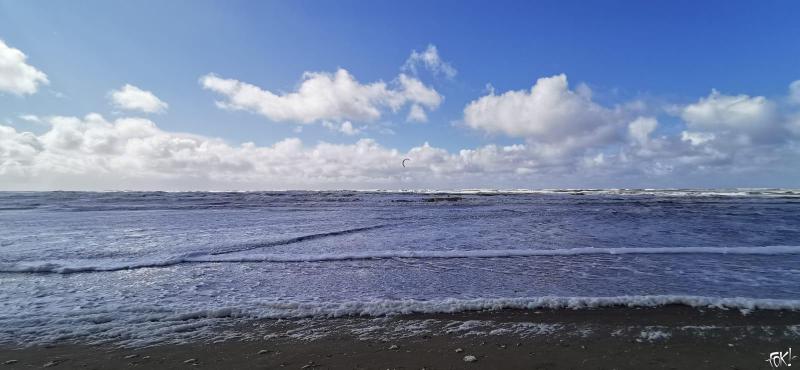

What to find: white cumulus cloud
left=108, top=84, right=168, bottom=113
left=200, top=69, right=442, bottom=125
left=0, top=39, right=49, bottom=96
left=680, top=89, right=778, bottom=142
left=676, top=84, right=800, bottom=155
left=464, top=74, right=619, bottom=140
left=463, top=74, right=623, bottom=160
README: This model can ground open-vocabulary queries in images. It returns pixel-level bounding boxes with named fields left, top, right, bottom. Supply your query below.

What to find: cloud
left=4, top=73, right=800, bottom=190
left=679, top=89, right=780, bottom=143
left=322, top=121, right=362, bottom=136
left=657, top=86, right=800, bottom=179
left=407, top=104, right=427, bottom=122
left=0, top=125, right=42, bottom=169
left=628, top=116, right=658, bottom=147
left=461, top=75, right=800, bottom=181
left=680, top=131, right=714, bottom=146
left=463, top=74, right=623, bottom=160
left=0, top=113, right=534, bottom=190
left=0, top=39, right=49, bottom=95
left=464, top=74, right=619, bottom=140
left=789, top=80, right=800, bottom=105
left=108, top=84, right=168, bottom=113
left=2, top=109, right=799, bottom=190
left=402, top=44, right=457, bottom=79
left=462, top=75, right=800, bottom=183
left=610, top=85, right=800, bottom=178
left=200, top=69, right=441, bottom=124
left=18, top=114, right=41, bottom=123
left=670, top=85, right=800, bottom=170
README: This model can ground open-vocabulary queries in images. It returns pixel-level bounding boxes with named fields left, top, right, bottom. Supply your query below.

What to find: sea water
left=1, top=190, right=799, bottom=345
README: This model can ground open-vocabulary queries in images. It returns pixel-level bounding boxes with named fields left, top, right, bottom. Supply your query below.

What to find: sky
left=1, top=0, right=800, bottom=190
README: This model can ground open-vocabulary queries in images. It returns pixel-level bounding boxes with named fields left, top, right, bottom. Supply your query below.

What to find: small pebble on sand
left=463, top=355, right=477, bottom=363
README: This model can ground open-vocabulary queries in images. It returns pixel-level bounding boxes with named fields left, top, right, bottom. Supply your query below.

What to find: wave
left=2, top=245, right=799, bottom=274
left=243, top=295, right=800, bottom=318
left=2, top=295, right=797, bottom=347
left=204, top=245, right=800, bottom=262
left=207, top=224, right=388, bottom=256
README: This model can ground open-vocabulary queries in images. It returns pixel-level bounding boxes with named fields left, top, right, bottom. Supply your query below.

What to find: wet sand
left=2, top=306, right=799, bottom=369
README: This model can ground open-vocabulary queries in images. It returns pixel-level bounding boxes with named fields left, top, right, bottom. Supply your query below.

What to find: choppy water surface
left=1, top=190, right=800, bottom=346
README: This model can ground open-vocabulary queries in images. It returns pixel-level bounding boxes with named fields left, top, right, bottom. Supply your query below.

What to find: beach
left=2, top=306, right=799, bottom=369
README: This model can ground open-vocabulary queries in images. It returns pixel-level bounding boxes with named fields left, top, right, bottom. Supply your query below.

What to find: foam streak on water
left=1, top=190, right=799, bottom=345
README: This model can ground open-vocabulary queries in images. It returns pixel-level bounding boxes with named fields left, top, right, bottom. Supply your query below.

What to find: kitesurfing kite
left=402, top=158, right=410, bottom=168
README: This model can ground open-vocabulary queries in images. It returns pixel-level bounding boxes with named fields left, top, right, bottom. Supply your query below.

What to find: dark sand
left=2, top=306, right=799, bottom=369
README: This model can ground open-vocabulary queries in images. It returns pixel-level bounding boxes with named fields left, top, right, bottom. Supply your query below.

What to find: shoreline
left=2, top=306, right=799, bottom=369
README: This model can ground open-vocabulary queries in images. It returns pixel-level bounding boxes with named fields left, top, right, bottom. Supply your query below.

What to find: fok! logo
left=766, top=347, right=797, bottom=368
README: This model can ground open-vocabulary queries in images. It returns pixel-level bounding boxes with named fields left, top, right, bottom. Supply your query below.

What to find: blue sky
left=1, top=1, right=799, bottom=190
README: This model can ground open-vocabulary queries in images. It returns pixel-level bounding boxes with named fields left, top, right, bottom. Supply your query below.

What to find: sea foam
left=242, top=295, right=800, bottom=318
left=1, top=295, right=799, bottom=346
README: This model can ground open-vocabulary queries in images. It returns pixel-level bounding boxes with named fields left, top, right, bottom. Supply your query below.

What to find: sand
left=1, top=306, right=799, bottom=369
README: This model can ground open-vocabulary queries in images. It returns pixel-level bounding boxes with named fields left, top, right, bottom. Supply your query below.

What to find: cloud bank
left=0, top=113, right=540, bottom=190
left=3, top=78, right=800, bottom=191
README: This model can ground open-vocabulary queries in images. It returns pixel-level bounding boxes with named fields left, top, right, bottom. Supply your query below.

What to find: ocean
left=1, top=189, right=800, bottom=346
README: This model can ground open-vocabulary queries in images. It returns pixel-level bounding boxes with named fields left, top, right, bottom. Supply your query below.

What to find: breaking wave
left=246, top=295, right=800, bottom=317
left=1, top=295, right=799, bottom=347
